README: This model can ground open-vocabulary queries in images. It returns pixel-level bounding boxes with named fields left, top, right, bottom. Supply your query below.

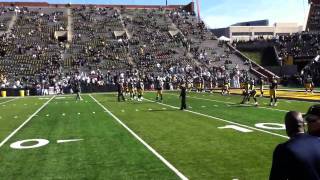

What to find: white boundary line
left=144, top=98, right=289, bottom=139
left=166, top=93, right=289, bottom=113
left=0, top=98, right=18, bottom=105
left=89, top=94, right=188, bottom=180
left=0, top=95, right=55, bottom=148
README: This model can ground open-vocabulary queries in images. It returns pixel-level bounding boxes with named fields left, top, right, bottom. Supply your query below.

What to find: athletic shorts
left=269, top=89, right=277, bottom=97
left=137, top=89, right=143, bottom=94
left=240, top=83, right=245, bottom=89
left=250, top=90, right=257, bottom=97
left=305, top=83, right=312, bottom=89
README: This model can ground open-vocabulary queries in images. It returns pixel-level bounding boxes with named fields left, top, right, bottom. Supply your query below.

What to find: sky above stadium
left=2, top=0, right=309, bottom=28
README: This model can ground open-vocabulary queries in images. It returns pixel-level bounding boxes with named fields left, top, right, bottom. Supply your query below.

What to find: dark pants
left=118, top=92, right=125, bottom=102
left=180, top=96, right=186, bottom=110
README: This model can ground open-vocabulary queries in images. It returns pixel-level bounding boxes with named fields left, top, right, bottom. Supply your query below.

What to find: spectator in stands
left=269, top=111, right=320, bottom=180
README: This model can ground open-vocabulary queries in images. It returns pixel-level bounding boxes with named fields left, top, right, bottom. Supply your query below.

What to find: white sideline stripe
left=0, top=96, right=55, bottom=148
left=0, top=98, right=17, bottom=105
left=89, top=94, right=188, bottom=180
left=57, top=139, right=83, bottom=143
left=144, top=98, right=289, bottom=139
left=167, top=93, right=289, bottom=113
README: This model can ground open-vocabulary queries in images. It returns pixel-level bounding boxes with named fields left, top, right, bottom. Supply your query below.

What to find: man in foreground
left=269, top=111, right=320, bottom=180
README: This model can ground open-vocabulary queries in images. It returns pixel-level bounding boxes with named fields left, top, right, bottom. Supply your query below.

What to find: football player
left=241, top=79, right=258, bottom=106
left=269, top=77, right=278, bottom=106
left=136, top=79, right=144, bottom=101
left=259, top=77, right=265, bottom=97
left=155, top=76, right=164, bottom=102
left=222, top=76, right=231, bottom=95
left=117, top=82, right=126, bottom=102
left=304, top=76, right=315, bottom=94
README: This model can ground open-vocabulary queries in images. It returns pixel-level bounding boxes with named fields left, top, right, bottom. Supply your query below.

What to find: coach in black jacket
left=180, top=84, right=187, bottom=110
left=269, top=111, right=320, bottom=180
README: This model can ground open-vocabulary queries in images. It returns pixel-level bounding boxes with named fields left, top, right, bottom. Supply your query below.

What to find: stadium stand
left=306, top=0, right=320, bottom=32
left=0, top=2, right=278, bottom=95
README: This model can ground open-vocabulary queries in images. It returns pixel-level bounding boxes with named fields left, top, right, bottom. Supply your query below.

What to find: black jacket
left=270, top=134, right=320, bottom=180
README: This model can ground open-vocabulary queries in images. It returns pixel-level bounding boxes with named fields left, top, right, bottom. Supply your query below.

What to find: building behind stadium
left=211, top=20, right=304, bottom=42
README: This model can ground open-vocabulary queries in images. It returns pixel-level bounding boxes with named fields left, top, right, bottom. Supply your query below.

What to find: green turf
left=241, top=51, right=262, bottom=65
left=0, top=95, right=178, bottom=180
left=0, top=97, right=48, bottom=140
left=178, top=91, right=315, bottom=113
left=0, top=98, right=14, bottom=104
left=94, top=93, right=286, bottom=179
left=0, top=92, right=314, bottom=179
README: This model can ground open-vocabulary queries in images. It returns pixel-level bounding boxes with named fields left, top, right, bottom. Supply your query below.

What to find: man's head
left=285, top=111, right=305, bottom=138
left=304, top=105, right=320, bottom=137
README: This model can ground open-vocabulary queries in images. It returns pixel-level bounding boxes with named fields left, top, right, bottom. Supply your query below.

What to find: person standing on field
left=180, top=83, right=187, bottom=110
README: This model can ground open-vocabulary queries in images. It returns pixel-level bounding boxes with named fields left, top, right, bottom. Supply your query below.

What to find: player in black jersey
left=241, top=79, right=258, bottom=106
left=136, top=79, right=144, bottom=101
left=269, top=77, right=278, bottom=106
left=221, top=77, right=231, bottom=95
left=128, top=79, right=136, bottom=100
left=304, top=76, right=315, bottom=94
left=258, top=77, right=265, bottom=97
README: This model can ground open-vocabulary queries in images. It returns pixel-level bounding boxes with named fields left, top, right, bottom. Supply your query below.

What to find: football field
left=0, top=92, right=316, bottom=180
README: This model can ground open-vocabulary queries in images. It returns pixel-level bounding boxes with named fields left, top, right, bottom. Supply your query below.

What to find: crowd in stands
left=306, top=3, right=320, bottom=32
left=233, top=32, right=320, bottom=86
left=276, top=33, right=320, bottom=59
left=0, top=6, right=262, bottom=94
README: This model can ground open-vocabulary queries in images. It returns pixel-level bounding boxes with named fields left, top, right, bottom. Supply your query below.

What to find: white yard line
left=57, top=139, right=83, bottom=143
left=0, top=96, right=55, bottom=148
left=167, top=93, right=289, bottom=113
left=0, top=98, right=18, bottom=105
left=144, top=98, right=289, bottom=139
left=89, top=94, right=188, bottom=180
